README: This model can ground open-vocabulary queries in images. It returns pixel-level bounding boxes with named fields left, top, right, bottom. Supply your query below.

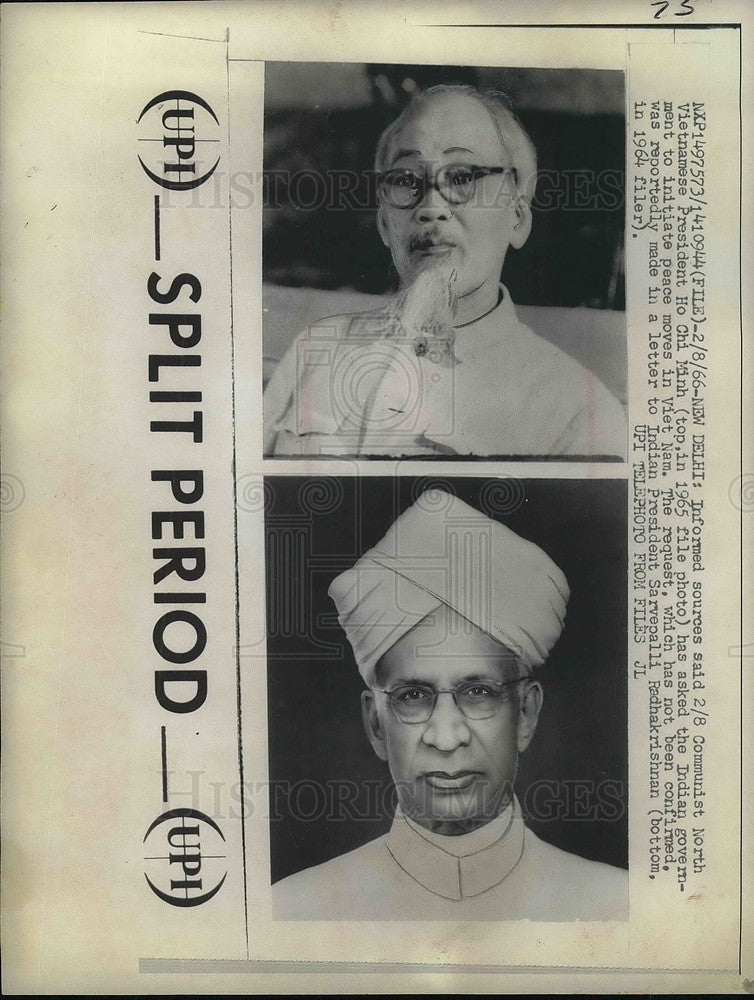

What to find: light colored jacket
left=272, top=798, right=628, bottom=921
left=263, top=286, right=626, bottom=458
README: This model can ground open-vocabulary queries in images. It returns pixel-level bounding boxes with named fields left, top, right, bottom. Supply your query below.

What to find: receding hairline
left=374, top=84, right=538, bottom=196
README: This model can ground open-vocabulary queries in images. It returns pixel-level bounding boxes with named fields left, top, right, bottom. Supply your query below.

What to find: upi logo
left=143, top=807, right=227, bottom=907
left=137, top=90, right=221, bottom=191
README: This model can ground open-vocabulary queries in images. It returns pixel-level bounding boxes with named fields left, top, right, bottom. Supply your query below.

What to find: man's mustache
left=408, top=229, right=457, bottom=252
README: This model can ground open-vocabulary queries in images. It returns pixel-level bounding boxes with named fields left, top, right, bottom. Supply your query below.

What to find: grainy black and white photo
left=262, top=63, right=628, bottom=459
left=265, top=477, right=628, bottom=920
left=5, top=0, right=748, bottom=988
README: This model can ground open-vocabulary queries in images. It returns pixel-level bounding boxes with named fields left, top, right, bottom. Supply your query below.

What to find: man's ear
left=361, top=689, right=388, bottom=761
left=508, top=196, right=532, bottom=249
left=516, top=679, right=543, bottom=753
left=376, top=204, right=391, bottom=249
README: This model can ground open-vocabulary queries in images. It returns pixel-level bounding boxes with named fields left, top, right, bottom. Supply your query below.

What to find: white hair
left=374, top=84, right=538, bottom=202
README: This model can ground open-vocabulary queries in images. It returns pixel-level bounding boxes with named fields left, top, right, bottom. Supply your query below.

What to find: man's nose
left=421, top=692, right=472, bottom=751
left=414, top=180, right=453, bottom=222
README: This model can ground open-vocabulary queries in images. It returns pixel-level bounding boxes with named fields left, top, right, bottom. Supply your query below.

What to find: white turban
left=327, top=489, right=569, bottom=686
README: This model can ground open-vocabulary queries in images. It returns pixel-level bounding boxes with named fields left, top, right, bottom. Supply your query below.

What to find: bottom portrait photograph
left=263, top=476, right=628, bottom=922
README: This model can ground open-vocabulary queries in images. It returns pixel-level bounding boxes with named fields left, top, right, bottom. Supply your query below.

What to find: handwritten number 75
left=651, top=0, right=695, bottom=16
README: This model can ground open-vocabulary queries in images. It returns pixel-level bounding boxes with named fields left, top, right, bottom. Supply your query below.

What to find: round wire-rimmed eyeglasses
left=373, top=677, right=526, bottom=725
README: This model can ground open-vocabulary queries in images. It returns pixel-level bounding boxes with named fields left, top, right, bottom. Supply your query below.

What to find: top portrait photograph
left=262, top=63, right=627, bottom=460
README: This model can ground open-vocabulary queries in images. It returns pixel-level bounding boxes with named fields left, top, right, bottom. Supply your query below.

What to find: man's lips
left=414, top=243, right=455, bottom=257
left=422, top=770, right=482, bottom=791
left=409, top=236, right=457, bottom=255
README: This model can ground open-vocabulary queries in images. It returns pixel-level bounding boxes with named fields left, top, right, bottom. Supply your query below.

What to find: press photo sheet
left=1, top=1, right=751, bottom=994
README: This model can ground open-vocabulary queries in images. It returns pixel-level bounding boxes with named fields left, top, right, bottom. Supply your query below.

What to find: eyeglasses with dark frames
left=377, top=163, right=518, bottom=210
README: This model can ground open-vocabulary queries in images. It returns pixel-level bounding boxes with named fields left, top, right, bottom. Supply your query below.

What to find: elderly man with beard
left=264, top=85, right=626, bottom=458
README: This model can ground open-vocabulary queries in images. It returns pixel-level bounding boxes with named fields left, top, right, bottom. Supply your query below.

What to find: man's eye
left=395, top=686, right=431, bottom=702
left=394, top=172, right=420, bottom=190
left=448, top=167, right=475, bottom=187
left=463, top=684, right=497, bottom=699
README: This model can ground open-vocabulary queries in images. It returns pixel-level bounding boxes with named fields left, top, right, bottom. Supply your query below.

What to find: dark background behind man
left=263, top=63, right=625, bottom=308
left=264, top=476, right=627, bottom=883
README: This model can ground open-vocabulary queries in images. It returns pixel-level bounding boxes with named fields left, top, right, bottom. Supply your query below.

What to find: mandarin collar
left=451, top=284, right=517, bottom=354
left=385, top=795, right=526, bottom=901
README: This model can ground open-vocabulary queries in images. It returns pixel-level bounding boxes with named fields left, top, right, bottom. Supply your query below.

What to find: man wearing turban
left=272, top=490, right=627, bottom=921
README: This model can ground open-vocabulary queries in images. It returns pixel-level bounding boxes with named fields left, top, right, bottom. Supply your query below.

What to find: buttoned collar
left=385, top=796, right=526, bottom=901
